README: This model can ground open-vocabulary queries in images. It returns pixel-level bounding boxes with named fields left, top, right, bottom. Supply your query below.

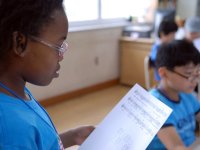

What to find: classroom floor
left=45, top=84, right=131, bottom=150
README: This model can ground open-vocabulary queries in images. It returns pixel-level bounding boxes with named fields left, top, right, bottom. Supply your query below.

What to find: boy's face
left=161, top=32, right=176, bottom=44
left=164, top=63, right=200, bottom=93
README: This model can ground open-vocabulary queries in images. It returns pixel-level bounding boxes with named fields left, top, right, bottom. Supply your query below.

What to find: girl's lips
left=54, top=64, right=60, bottom=77
left=54, top=72, right=59, bottom=78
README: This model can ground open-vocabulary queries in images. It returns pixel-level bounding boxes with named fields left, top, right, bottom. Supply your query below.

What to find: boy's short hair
left=156, top=40, right=200, bottom=70
left=158, top=19, right=178, bottom=38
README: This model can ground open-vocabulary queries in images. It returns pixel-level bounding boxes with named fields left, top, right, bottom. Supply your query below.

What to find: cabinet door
left=120, top=41, right=152, bottom=87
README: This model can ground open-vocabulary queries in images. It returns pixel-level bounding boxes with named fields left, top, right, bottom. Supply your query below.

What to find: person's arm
left=59, top=125, right=95, bottom=148
left=157, top=126, right=192, bottom=150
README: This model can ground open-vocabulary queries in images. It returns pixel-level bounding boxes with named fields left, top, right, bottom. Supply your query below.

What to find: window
left=63, top=0, right=99, bottom=22
left=101, top=0, right=155, bottom=19
left=64, top=0, right=157, bottom=29
left=101, top=0, right=129, bottom=19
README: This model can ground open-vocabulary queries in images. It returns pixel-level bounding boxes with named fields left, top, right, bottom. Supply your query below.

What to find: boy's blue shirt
left=147, top=89, right=200, bottom=150
left=150, top=43, right=161, bottom=81
left=0, top=89, right=60, bottom=150
left=150, top=43, right=160, bottom=63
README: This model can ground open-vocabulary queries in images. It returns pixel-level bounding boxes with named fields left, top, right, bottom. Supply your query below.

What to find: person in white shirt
left=184, top=16, right=200, bottom=52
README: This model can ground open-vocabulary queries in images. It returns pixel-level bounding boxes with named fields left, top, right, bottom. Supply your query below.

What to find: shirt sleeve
left=150, top=44, right=159, bottom=62
left=189, top=93, right=200, bottom=114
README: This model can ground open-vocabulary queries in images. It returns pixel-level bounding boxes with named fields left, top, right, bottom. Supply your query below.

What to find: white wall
left=27, top=27, right=123, bottom=100
left=176, top=0, right=200, bottom=19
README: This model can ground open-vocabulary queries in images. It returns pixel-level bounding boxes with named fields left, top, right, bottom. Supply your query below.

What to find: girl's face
left=23, top=9, right=68, bottom=86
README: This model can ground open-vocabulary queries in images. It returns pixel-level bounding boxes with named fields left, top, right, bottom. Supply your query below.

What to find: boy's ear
left=12, top=31, right=27, bottom=57
left=158, top=67, right=167, bottom=78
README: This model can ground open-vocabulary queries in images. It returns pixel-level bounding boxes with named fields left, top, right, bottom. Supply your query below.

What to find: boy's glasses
left=168, top=68, right=200, bottom=83
left=29, top=35, right=68, bottom=57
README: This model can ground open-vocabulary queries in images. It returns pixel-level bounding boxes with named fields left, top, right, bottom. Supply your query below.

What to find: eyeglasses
left=168, top=68, right=200, bottom=83
left=29, top=35, right=68, bottom=57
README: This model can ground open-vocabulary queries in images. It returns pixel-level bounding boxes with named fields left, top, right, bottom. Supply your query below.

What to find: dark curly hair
left=0, top=0, right=64, bottom=58
left=156, top=39, right=200, bottom=70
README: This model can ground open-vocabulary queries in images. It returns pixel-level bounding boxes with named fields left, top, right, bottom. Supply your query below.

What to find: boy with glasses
left=147, top=40, right=200, bottom=150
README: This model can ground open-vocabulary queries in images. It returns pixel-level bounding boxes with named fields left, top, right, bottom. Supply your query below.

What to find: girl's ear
left=12, top=31, right=27, bottom=57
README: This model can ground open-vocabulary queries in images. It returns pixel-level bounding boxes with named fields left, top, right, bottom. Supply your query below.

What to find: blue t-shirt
left=150, top=43, right=160, bottom=81
left=0, top=88, right=60, bottom=150
left=147, top=89, right=200, bottom=150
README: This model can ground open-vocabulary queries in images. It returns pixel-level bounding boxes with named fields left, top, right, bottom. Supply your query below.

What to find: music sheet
left=78, top=84, right=172, bottom=150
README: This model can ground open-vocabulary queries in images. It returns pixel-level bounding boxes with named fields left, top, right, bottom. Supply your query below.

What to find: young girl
left=0, top=0, right=94, bottom=149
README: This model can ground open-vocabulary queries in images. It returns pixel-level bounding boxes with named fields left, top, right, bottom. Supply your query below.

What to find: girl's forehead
left=38, top=10, right=68, bottom=38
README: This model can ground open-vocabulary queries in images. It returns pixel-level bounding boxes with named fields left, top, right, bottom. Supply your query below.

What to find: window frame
left=66, top=0, right=154, bottom=32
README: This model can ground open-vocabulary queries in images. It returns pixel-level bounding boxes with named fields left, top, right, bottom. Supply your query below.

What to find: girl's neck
left=157, top=83, right=180, bottom=102
left=0, top=75, right=28, bottom=100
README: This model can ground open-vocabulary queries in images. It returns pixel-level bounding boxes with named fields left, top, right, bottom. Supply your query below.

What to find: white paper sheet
left=78, top=84, right=172, bottom=150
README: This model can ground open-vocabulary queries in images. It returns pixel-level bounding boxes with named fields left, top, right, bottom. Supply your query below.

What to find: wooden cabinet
left=120, top=37, right=154, bottom=88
